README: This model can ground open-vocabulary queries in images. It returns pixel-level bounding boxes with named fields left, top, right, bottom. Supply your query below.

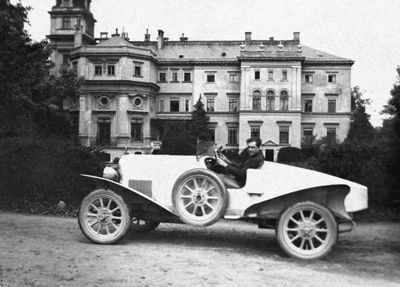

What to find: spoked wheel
left=172, top=169, right=228, bottom=227
left=276, top=201, right=338, bottom=260
left=78, top=189, right=131, bottom=244
left=131, top=217, right=160, bottom=233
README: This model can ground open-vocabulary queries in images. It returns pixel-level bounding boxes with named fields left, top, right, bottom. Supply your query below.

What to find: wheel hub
left=98, top=209, right=111, bottom=224
left=299, top=221, right=315, bottom=238
left=193, top=191, right=205, bottom=204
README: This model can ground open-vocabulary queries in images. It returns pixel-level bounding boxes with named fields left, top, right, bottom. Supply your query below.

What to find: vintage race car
left=78, top=147, right=368, bottom=260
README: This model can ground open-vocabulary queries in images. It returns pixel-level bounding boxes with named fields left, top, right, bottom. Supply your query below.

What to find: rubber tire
left=78, top=189, right=132, bottom=244
left=130, top=217, right=160, bottom=233
left=276, top=201, right=338, bottom=260
left=172, top=169, right=228, bottom=227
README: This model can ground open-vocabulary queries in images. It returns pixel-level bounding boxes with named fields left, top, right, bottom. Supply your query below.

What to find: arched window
left=266, top=90, right=275, bottom=111
left=252, top=90, right=261, bottom=111
left=280, top=90, right=289, bottom=111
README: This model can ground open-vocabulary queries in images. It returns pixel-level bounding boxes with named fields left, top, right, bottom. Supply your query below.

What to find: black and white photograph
left=1, top=0, right=399, bottom=286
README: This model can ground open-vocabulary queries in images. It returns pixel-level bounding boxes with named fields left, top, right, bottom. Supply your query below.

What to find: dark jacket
left=225, top=149, right=264, bottom=187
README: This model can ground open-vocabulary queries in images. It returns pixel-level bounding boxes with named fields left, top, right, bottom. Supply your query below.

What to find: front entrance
left=265, top=149, right=274, bottom=162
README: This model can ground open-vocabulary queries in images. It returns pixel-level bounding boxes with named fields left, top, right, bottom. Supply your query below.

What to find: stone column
left=117, top=95, right=130, bottom=147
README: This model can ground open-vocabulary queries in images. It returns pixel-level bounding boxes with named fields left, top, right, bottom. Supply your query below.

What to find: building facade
left=48, top=0, right=354, bottom=160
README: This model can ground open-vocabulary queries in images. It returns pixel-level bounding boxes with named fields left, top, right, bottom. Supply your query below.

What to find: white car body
left=79, top=154, right=368, bottom=259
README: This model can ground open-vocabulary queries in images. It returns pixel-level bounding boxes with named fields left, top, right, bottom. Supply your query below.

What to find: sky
left=16, top=0, right=400, bottom=126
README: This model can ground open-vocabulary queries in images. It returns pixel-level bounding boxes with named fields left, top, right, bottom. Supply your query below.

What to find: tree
left=0, top=1, right=82, bottom=139
left=160, top=95, right=211, bottom=155
left=189, top=95, right=211, bottom=142
left=346, top=86, right=375, bottom=142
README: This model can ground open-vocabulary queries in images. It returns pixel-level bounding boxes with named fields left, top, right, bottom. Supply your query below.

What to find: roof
left=97, top=35, right=135, bottom=47
left=91, top=37, right=353, bottom=64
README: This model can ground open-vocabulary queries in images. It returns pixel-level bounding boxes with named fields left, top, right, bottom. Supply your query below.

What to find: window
left=280, top=90, right=289, bottom=111
left=229, top=99, right=238, bottom=112
left=159, top=72, right=166, bottom=82
left=303, top=128, right=313, bottom=138
left=255, top=70, right=260, bottom=80
left=185, top=100, right=190, bottom=112
left=62, top=17, right=71, bottom=29
left=184, top=72, right=191, bottom=82
left=72, top=61, right=78, bottom=73
left=327, top=128, right=336, bottom=139
left=228, top=128, right=238, bottom=145
left=207, top=99, right=215, bottom=112
left=208, top=128, right=215, bottom=141
left=134, top=66, right=142, bottom=77
left=61, top=0, right=72, bottom=7
left=304, top=99, right=313, bottom=112
left=170, top=99, right=180, bottom=112
left=304, top=74, right=313, bottom=83
left=131, top=119, right=143, bottom=141
left=159, top=98, right=164, bottom=112
left=97, top=119, right=111, bottom=146
left=279, top=127, right=289, bottom=144
left=266, top=90, right=275, bottom=111
left=328, top=100, right=336, bottom=113
left=282, top=70, right=288, bottom=81
left=172, top=72, right=178, bottom=82
left=62, top=54, right=69, bottom=65
left=133, top=97, right=143, bottom=108
left=328, top=74, right=337, bottom=83
left=94, top=65, right=102, bottom=76
left=268, top=70, right=274, bottom=81
left=99, top=96, right=110, bottom=107
left=207, top=74, right=215, bottom=83
left=250, top=126, right=260, bottom=139
left=252, top=91, right=261, bottom=111
left=107, top=64, right=115, bottom=76
left=229, top=73, right=239, bottom=83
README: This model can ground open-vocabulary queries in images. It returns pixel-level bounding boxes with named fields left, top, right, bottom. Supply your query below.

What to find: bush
left=0, top=137, right=104, bottom=214
left=277, top=147, right=304, bottom=163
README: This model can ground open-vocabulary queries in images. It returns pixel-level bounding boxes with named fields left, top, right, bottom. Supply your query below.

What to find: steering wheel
left=215, top=149, right=231, bottom=164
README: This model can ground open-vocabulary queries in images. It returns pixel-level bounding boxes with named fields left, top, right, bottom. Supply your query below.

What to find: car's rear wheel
left=131, top=217, right=160, bottom=233
left=276, top=201, right=338, bottom=260
left=78, top=189, right=131, bottom=244
left=172, top=169, right=228, bottom=227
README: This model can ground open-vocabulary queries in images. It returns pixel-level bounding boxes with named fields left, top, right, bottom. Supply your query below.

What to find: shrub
left=0, top=137, right=104, bottom=214
left=277, top=147, right=304, bottom=163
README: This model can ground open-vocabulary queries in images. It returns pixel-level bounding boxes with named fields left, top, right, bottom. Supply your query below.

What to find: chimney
left=111, top=28, right=120, bottom=37
left=245, top=32, right=252, bottom=42
left=121, top=32, right=129, bottom=41
left=157, top=29, right=164, bottom=49
left=144, top=28, right=150, bottom=42
left=74, top=19, right=83, bottom=47
left=180, top=33, right=188, bottom=42
left=293, top=32, right=300, bottom=41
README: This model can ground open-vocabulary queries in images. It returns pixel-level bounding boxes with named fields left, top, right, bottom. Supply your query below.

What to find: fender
left=81, top=174, right=177, bottom=217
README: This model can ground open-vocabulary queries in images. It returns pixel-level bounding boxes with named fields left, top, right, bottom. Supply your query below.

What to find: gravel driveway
left=0, top=212, right=399, bottom=287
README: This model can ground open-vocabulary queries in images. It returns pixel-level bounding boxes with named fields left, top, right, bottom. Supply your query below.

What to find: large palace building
left=48, top=0, right=354, bottom=161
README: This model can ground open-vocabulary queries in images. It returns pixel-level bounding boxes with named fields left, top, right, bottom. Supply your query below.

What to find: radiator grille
left=128, top=180, right=152, bottom=197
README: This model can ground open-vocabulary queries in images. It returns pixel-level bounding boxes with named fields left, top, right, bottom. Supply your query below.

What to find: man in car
left=216, top=137, right=264, bottom=188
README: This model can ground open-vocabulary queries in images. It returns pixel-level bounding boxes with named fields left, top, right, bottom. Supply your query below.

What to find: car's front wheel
left=172, top=169, right=228, bottom=227
left=78, top=189, right=131, bottom=244
left=276, top=201, right=338, bottom=260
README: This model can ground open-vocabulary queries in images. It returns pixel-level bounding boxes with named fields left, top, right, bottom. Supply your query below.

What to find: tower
left=47, top=0, right=96, bottom=75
